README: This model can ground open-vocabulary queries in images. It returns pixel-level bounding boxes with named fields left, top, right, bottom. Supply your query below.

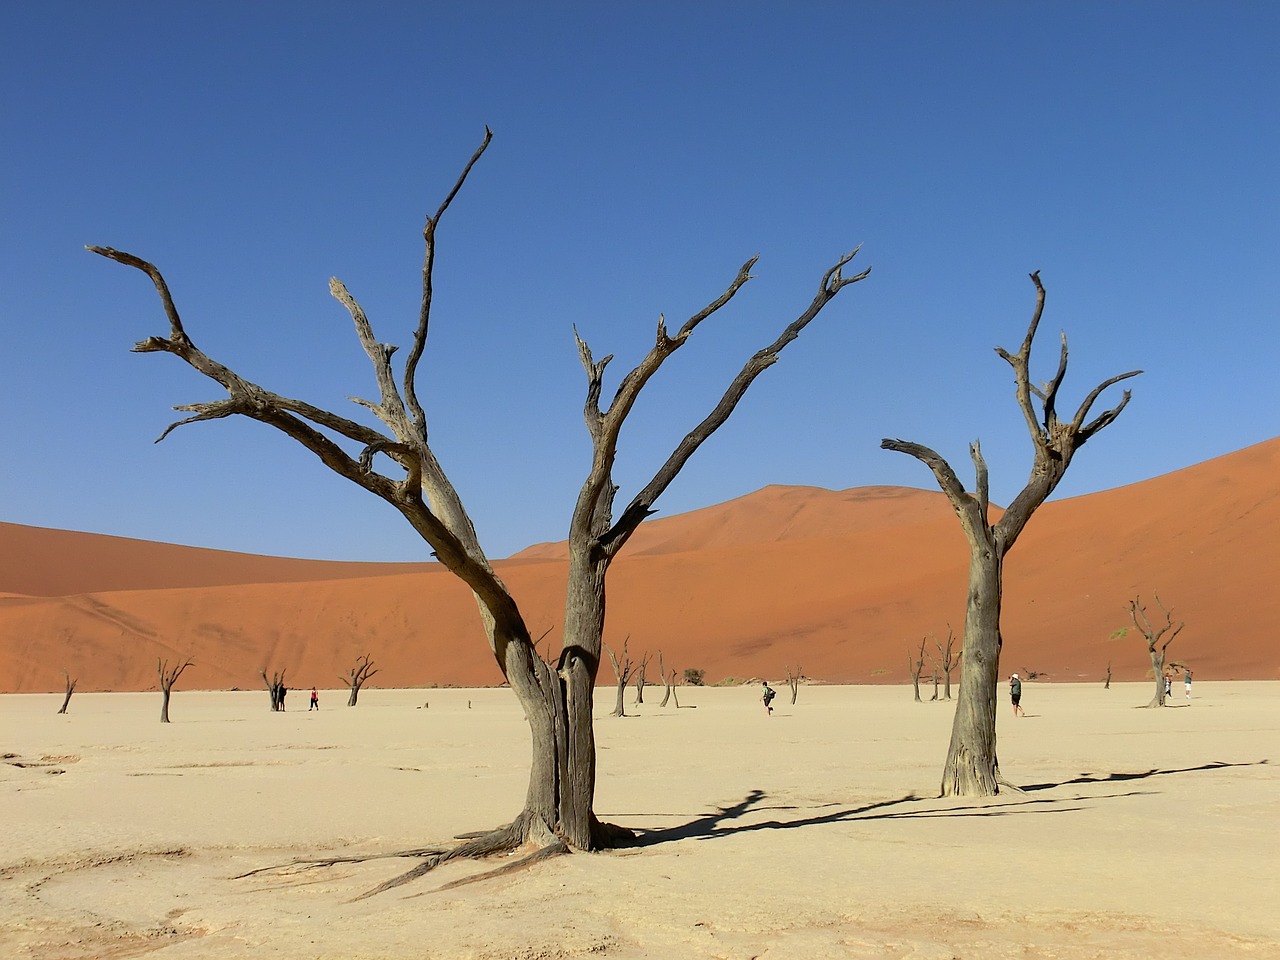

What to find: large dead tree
left=158, top=657, right=193, bottom=723
left=883, top=272, right=1139, bottom=797
left=342, top=654, right=379, bottom=706
left=261, top=669, right=288, bottom=712
left=1129, top=594, right=1184, bottom=707
left=88, top=129, right=867, bottom=890
left=603, top=640, right=633, bottom=718
left=57, top=669, right=77, bottom=715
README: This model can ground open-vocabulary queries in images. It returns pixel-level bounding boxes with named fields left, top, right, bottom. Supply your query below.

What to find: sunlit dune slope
left=2, top=438, right=1276, bottom=693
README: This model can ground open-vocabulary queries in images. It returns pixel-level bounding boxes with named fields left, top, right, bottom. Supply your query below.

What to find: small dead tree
left=932, top=626, right=961, bottom=700
left=604, top=639, right=633, bottom=717
left=909, top=638, right=927, bottom=703
left=90, top=128, right=866, bottom=890
left=158, top=657, right=193, bottom=723
left=633, top=650, right=651, bottom=705
left=1104, top=661, right=1112, bottom=689
left=883, top=271, right=1139, bottom=796
left=261, top=669, right=287, bottom=711
left=342, top=654, right=379, bottom=706
left=1129, top=594, right=1184, bottom=707
left=57, top=669, right=77, bottom=715
left=657, top=651, right=679, bottom=708
left=784, top=664, right=801, bottom=705
left=929, top=667, right=941, bottom=701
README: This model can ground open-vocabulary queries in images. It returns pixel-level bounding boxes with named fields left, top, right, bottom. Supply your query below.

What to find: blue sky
left=2, top=3, right=1277, bottom=561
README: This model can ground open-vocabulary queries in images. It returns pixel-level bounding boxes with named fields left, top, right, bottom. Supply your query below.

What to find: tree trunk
left=160, top=686, right=172, bottom=723
left=940, top=544, right=1003, bottom=797
left=57, top=671, right=76, bottom=715
left=1148, top=650, right=1166, bottom=708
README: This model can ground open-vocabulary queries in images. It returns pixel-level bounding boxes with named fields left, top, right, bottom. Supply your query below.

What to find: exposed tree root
left=234, top=810, right=634, bottom=898
left=429, top=839, right=570, bottom=893
left=351, top=816, right=532, bottom=900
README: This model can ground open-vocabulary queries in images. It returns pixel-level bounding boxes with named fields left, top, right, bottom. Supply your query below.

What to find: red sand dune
left=2, top=438, right=1277, bottom=693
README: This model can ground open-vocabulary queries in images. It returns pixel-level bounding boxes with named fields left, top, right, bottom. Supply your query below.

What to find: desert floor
left=3, top=682, right=1277, bottom=959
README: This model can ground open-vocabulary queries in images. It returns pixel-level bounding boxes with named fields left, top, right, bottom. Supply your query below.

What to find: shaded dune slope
left=2, top=439, right=1277, bottom=693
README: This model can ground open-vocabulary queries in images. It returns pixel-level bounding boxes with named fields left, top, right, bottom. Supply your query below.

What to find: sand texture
left=3, top=682, right=1277, bottom=959
left=3, top=438, right=1279, bottom=694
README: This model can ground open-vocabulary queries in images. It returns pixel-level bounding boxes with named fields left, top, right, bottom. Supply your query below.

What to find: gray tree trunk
left=940, top=544, right=1003, bottom=796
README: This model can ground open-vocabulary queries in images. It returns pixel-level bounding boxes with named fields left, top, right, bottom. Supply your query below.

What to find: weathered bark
left=604, top=640, right=632, bottom=718
left=89, top=129, right=867, bottom=887
left=158, top=657, right=193, bottom=724
left=342, top=654, right=379, bottom=706
left=261, top=668, right=287, bottom=711
left=1130, top=594, right=1183, bottom=707
left=909, top=638, right=927, bottom=703
left=883, top=272, right=1140, bottom=797
left=57, top=669, right=77, bottom=715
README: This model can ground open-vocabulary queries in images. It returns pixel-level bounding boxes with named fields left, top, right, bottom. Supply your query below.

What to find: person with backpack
left=761, top=681, right=776, bottom=716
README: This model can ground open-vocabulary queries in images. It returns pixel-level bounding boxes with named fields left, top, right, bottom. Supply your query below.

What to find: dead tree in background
left=633, top=650, right=651, bottom=705
left=1104, top=661, right=1112, bottom=689
left=342, top=654, right=379, bottom=707
left=158, top=657, right=193, bottom=723
left=883, top=272, right=1139, bottom=797
left=929, top=666, right=941, bottom=701
left=657, top=651, right=679, bottom=708
left=909, top=638, right=927, bottom=703
left=261, top=669, right=287, bottom=712
left=604, top=639, right=633, bottom=718
left=932, top=627, right=961, bottom=700
left=90, top=128, right=867, bottom=890
left=57, top=669, right=77, bottom=715
left=1130, top=594, right=1184, bottom=707
left=784, top=664, right=801, bottom=705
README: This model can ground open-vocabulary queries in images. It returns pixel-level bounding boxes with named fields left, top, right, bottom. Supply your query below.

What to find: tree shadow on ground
left=624, top=758, right=1268, bottom=849
left=625, top=788, right=1112, bottom=848
left=1019, top=758, right=1268, bottom=792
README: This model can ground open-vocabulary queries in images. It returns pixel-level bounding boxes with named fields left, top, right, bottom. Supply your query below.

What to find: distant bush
left=713, top=676, right=742, bottom=687
left=683, top=668, right=706, bottom=686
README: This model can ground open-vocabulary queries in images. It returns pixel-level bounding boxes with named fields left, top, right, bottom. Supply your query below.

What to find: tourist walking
left=1009, top=673, right=1024, bottom=717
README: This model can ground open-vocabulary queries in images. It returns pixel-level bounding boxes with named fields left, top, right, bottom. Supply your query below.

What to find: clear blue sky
left=2, top=3, right=1277, bottom=561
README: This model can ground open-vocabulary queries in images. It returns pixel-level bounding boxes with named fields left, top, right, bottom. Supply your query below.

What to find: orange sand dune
left=2, top=438, right=1277, bottom=693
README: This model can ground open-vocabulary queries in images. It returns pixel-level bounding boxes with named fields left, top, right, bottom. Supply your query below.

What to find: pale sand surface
left=3, top=682, right=1277, bottom=959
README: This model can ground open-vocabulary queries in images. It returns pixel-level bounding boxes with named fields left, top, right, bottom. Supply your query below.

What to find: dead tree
left=261, top=669, right=288, bottom=711
left=909, top=638, right=927, bottom=703
left=633, top=650, right=651, bottom=705
left=342, top=654, right=379, bottom=707
left=604, top=639, right=633, bottom=718
left=784, top=664, right=801, bottom=705
left=657, top=651, right=679, bottom=708
left=57, top=669, right=77, bottom=715
left=1104, top=661, right=1112, bottom=689
left=89, top=128, right=867, bottom=889
left=1129, top=594, right=1184, bottom=707
left=158, top=657, right=193, bottom=723
left=883, top=272, right=1139, bottom=796
left=929, top=667, right=941, bottom=701
left=931, top=627, right=961, bottom=700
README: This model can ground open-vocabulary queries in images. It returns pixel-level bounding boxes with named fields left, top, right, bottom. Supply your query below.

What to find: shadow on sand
left=621, top=758, right=1268, bottom=848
